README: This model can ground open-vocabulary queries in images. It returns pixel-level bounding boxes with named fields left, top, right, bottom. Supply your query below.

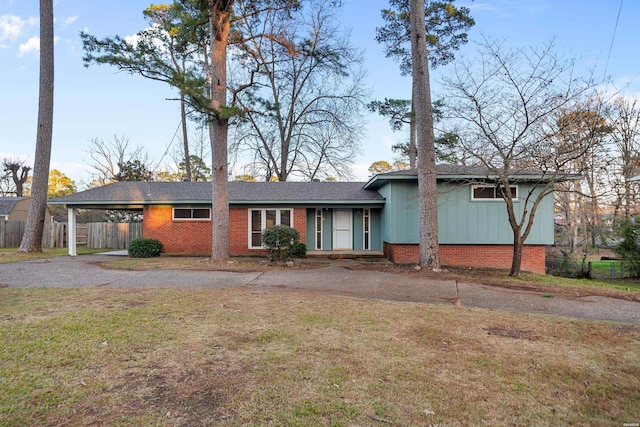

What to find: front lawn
left=0, top=287, right=638, bottom=426
left=0, top=247, right=104, bottom=264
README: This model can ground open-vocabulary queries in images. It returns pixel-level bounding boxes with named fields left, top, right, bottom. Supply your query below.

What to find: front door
left=333, top=209, right=352, bottom=250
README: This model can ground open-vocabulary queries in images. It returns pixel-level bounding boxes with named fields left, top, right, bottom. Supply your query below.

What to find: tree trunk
left=209, top=2, right=232, bottom=260
left=624, top=177, right=631, bottom=219
left=18, top=0, right=54, bottom=253
left=410, top=0, right=440, bottom=269
left=180, top=91, right=192, bottom=181
left=409, top=99, right=417, bottom=169
left=509, top=234, right=523, bottom=276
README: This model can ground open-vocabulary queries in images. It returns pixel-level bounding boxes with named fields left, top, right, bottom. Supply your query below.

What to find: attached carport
left=49, top=184, right=148, bottom=256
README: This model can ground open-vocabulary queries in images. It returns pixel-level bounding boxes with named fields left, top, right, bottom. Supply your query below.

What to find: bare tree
left=229, top=0, right=367, bottom=182
left=606, top=96, right=640, bottom=219
left=441, top=39, right=591, bottom=275
left=19, top=0, right=54, bottom=253
left=85, top=136, right=151, bottom=186
left=2, top=159, right=31, bottom=197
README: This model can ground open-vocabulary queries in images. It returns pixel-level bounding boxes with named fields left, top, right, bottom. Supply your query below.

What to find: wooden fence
left=0, top=220, right=142, bottom=249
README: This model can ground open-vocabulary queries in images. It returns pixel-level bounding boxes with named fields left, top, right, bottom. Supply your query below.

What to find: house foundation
left=384, top=242, right=546, bottom=274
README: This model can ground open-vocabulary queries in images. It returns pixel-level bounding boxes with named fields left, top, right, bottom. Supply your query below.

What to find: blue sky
left=0, top=0, right=638, bottom=187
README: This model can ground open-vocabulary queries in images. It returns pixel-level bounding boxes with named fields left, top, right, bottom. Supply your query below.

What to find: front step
left=307, top=250, right=385, bottom=259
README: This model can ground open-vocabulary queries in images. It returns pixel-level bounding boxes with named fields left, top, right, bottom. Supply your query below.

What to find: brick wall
left=384, top=242, right=546, bottom=274
left=383, top=242, right=419, bottom=264
left=143, top=206, right=211, bottom=254
left=144, top=206, right=307, bottom=257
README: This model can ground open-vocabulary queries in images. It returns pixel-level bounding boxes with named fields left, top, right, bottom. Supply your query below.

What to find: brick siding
left=144, top=206, right=307, bottom=256
left=384, top=242, right=546, bottom=274
left=143, top=206, right=212, bottom=254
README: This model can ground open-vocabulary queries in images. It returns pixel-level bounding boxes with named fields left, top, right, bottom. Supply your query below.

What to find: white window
left=471, top=185, right=517, bottom=201
left=316, top=209, right=323, bottom=250
left=173, top=208, right=211, bottom=220
left=249, top=208, right=294, bottom=248
left=363, top=208, right=370, bottom=250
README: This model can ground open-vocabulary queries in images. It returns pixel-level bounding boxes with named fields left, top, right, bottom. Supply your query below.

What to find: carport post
left=68, top=207, right=77, bottom=256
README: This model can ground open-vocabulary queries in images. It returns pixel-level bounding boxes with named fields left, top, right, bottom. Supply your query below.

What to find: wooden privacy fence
left=85, top=222, right=142, bottom=249
left=0, top=220, right=142, bottom=249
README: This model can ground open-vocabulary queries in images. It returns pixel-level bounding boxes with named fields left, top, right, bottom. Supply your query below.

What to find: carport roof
left=49, top=181, right=385, bottom=208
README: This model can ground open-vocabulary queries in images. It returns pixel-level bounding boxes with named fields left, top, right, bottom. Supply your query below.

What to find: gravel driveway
left=1, top=254, right=638, bottom=324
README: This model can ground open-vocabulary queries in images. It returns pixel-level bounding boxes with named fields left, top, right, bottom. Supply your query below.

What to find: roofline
left=364, top=171, right=582, bottom=190
left=50, top=199, right=386, bottom=207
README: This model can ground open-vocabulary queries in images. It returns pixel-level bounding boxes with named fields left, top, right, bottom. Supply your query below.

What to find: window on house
left=249, top=208, right=294, bottom=248
left=363, top=208, right=370, bottom=250
left=173, top=208, right=211, bottom=220
left=316, top=209, right=323, bottom=250
left=471, top=185, right=517, bottom=201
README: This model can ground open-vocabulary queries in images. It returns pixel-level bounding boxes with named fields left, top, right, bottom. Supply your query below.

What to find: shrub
left=289, top=242, right=307, bottom=259
left=128, top=238, right=163, bottom=258
left=613, top=219, right=640, bottom=277
left=262, top=225, right=300, bottom=262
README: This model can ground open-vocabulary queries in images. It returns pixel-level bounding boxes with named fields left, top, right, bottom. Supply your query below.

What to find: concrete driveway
left=1, top=254, right=638, bottom=324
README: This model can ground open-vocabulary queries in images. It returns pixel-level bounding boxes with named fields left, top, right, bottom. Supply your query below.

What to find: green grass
left=0, top=287, right=638, bottom=426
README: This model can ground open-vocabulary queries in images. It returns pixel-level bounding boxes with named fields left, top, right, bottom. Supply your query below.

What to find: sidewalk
left=0, top=254, right=638, bottom=323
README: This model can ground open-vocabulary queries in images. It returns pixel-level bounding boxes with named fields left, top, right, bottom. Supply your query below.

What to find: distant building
left=0, top=197, right=52, bottom=222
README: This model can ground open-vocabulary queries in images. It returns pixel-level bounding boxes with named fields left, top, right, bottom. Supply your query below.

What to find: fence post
left=610, top=262, right=615, bottom=279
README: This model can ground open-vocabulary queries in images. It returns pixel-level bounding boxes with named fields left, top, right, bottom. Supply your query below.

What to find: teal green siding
left=379, top=181, right=554, bottom=245
left=370, top=209, right=382, bottom=250
left=378, top=181, right=420, bottom=244
left=306, top=209, right=316, bottom=250
left=437, top=182, right=553, bottom=244
left=353, top=209, right=364, bottom=250
left=322, top=209, right=333, bottom=249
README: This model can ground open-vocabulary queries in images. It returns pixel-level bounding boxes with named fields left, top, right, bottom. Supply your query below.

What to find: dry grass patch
left=0, top=287, right=638, bottom=426
left=0, top=248, right=103, bottom=264
left=98, top=255, right=328, bottom=272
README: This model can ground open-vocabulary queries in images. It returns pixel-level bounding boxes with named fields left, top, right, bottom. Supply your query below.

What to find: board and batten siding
left=377, top=181, right=419, bottom=244
left=379, top=181, right=554, bottom=245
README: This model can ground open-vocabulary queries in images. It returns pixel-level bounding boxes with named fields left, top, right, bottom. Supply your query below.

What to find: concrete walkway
left=0, top=254, right=638, bottom=324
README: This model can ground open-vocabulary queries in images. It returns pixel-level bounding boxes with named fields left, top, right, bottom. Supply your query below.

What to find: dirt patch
left=483, top=327, right=537, bottom=340
left=97, top=256, right=330, bottom=272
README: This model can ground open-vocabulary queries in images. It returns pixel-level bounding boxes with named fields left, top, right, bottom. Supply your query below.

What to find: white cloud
left=18, top=36, right=60, bottom=57
left=124, top=32, right=140, bottom=45
left=18, top=36, right=39, bottom=56
left=0, top=14, right=26, bottom=42
left=63, top=16, right=78, bottom=26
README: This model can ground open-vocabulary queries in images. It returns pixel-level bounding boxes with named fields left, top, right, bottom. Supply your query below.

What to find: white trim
left=315, top=208, right=323, bottom=250
left=248, top=208, right=294, bottom=249
left=68, top=208, right=77, bottom=256
left=172, top=207, right=211, bottom=220
left=471, top=185, right=518, bottom=201
left=363, top=208, right=370, bottom=251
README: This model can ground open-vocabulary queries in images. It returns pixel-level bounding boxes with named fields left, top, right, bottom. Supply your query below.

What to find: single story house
left=50, top=166, right=576, bottom=273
